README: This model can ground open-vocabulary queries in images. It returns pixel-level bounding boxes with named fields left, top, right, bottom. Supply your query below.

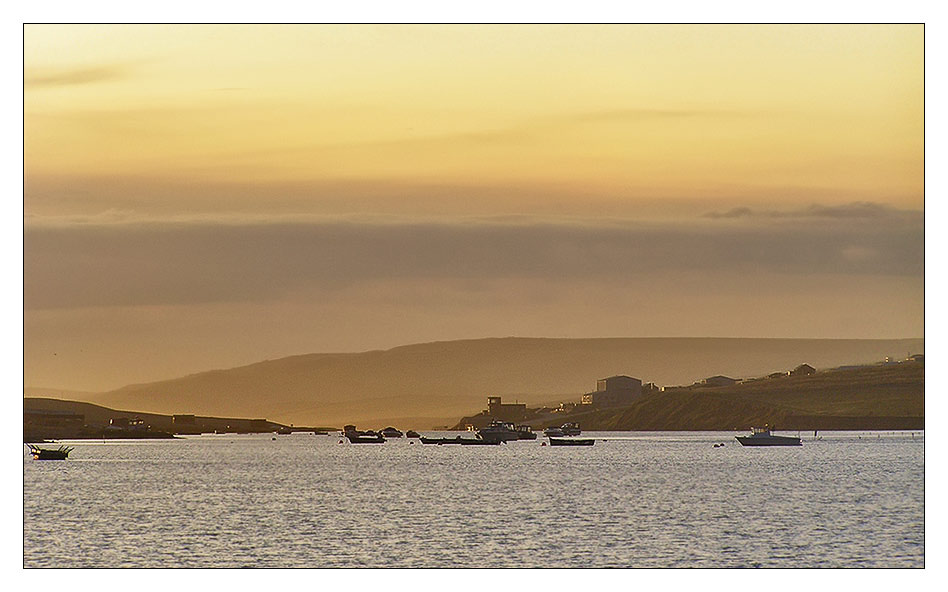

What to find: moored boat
left=460, top=438, right=503, bottom=445
left=346, top=432, right=385, bottom=444
left=544, top=422, right=581, bottom=437
left=27, top=444, right=73, bottom=460
left=735, top=426, right=802, bottom=447
left=343, top=425, right=386, bottom=444
left=405, top=430, right=421, bottom=438
left=514, top=425, right=537, bottom=440
left=419, top=436, right=503, bottom=445
left=380, top=427, right=404, bottom=438
left=420, top=436, right=462, bottom=445
left=477, top=420, right=521, bottom=443
left=548, top=438, right=594, bottom=446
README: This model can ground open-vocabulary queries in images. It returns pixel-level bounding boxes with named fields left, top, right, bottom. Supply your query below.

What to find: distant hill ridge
left=30, top=337, right=923, bottom=426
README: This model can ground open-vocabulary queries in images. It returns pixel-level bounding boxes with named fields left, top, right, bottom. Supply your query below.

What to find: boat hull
left=31, top=450, right=70, bottom=460
left=735, top=435, right=802, bottom=446
left=346, top=434, right=385, bottom=444
left=420, top=436, right=502, bottom=445
left=476, top=432, right=520, bottom=443
left=27, top=445, right=72, bottom=459
left=548, top=438, right=594, bottom=446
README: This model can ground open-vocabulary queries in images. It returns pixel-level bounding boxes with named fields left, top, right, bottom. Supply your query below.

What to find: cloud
left=24, top=210, right=923, bottom=311
left=25, top=64, right=130, bottom=88
left=704, top=201, right=919, bottom=221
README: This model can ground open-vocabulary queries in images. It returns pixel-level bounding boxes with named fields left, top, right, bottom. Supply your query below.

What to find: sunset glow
left=24, top=24, right=924, bottom=391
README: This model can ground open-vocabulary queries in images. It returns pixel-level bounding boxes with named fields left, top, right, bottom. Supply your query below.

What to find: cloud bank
left=25, top=205, right=922, bottom=311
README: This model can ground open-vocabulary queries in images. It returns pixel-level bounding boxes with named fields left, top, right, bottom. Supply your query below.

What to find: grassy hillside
left=40, top=337, right=922, bottom=427
left=531, top=361, right=924, bottom=431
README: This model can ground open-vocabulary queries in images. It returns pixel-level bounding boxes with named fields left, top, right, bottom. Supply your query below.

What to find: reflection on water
left=24, top=431, right=923, bottom=567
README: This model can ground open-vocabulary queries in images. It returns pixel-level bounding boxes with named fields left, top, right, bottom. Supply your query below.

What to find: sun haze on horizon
left=24, top=24, right=923, bottom=392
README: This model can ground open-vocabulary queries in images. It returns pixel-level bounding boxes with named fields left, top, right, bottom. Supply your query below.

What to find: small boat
left=514, top=425, right=537, bottom=440
left=459, top=438, right=503, bottom=446
left=420, top=436, right=462, bottom=445
left=380, top=427, right=404, bottom=438
left=405, top=430, right=421, bottom=438
left=477, top=420, right=521, bottom=443
left=27, top=444, right=73, bottom=460
left=548, top=438, right=594, bottom=446
left=419, top=436, right=503, bottom=445
left=544, top=422, right=581, bottom=437
left=343, top=425, right=386, bottom=444
left=735, top=426, right=802, bottom=447
left=346, top=432, right=385, bottom=444
left=276, top=427, right=293, bottom=435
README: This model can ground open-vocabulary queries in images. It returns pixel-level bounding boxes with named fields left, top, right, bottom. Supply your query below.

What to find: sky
left=23, top=24, right=924, bottom=392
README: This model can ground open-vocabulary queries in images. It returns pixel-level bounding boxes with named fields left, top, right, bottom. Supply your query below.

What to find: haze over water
left=24, top=431, right=923, bottom=568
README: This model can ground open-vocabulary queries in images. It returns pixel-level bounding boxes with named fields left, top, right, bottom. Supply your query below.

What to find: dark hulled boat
left=27, top=444, right=73, bottom=460
left=419, top=435, right=503, bottom=445
left=548, top=437, right=594, bottom=446
left=735, top=426, right=802, bottom=447
left=544, top=422, right=581, bottom=437
left=346, top=432, right=385, bottom=443
left=476, top=421, right=521, bottom=443
left=343, top=425, right=386, bottom=444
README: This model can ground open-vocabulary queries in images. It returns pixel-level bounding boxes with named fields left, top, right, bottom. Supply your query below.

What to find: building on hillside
left=553, top=402, right=578, bottom=414
left=109, top=417, right=146, bottom=430
left=699, top=375, right=739, bottom=387
left=581, top=375, right=642, bottom=407
left=907, top=354, right=924, bottom=363
left=790, top=363, right=816, bottom=376
left=767, top=371, right=789, bottom=379
left=642, top=382, right=661, bottom=394
left=485, top=396, right=527, bottom=422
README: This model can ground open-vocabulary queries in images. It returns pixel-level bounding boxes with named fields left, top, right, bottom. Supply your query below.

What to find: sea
left=23, top=431, right=924, bottom=568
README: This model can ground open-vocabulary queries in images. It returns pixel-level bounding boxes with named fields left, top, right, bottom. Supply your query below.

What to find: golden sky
left=23, top=25, right=924, bottom=392
left=25, top=24, right=922, bottom=216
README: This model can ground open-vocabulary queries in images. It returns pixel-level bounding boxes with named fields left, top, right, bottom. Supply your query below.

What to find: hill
left=500, top=361, right=923, bottom=431
left=23, top=397, right=313, bottom=440
left=34, top=337, right=923, bottom=428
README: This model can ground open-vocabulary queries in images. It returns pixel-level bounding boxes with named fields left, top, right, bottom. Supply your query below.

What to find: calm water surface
left=24, top=431, right=924, bottom=568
